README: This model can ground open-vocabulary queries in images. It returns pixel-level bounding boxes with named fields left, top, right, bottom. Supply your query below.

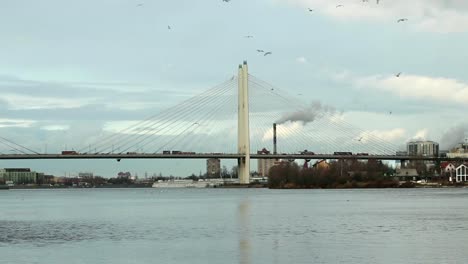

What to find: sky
left=0, top=0, right=467, bottom=177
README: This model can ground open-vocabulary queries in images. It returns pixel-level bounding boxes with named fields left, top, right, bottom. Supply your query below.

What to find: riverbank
left=8, top=183, right=152, bottom=189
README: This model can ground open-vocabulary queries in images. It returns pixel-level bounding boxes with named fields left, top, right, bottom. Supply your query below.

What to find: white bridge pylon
left=238, top=61, right=250, bottom=184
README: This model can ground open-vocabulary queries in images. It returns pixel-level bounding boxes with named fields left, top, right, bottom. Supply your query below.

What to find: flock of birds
left=136, top=0, right=409, bottom=116
left=135, top=0, right=409, bottom=64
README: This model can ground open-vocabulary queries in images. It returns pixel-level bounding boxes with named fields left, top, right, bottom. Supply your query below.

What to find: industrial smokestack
left=273, top=123, right=277, bottom=154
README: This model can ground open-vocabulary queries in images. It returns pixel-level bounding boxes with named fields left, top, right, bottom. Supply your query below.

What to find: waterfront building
left=258, top=159, right=275, bottom=177
left=257, top=148, right=275, bottom=177
left=394, top=168, right=419, bottom=181
left=0, top=168, right=43, bottom=184
left=407, top=141, right=439, bottom=157
left=78, top=172, right=94, bottom=178
left=206, top=158, right=221, bottom=178
left=455, top=164, right=468, bottom=183
left=441, top=162, right=456, bottom=179
left=447, top=138, right=468, bottom=158
left=313, top=160, right=330, bottom=170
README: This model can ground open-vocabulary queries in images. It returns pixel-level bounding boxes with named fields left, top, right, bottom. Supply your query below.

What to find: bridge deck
left=0, top=153, right=465, bottom=161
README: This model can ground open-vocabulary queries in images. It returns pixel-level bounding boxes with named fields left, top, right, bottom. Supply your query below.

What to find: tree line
left=268, top=160, right=401, bottom=189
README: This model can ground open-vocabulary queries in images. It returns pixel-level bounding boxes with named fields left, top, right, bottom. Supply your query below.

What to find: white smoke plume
left=276, top=101, right=336, bottom=125
left=440, top=123, right=468, bottom=150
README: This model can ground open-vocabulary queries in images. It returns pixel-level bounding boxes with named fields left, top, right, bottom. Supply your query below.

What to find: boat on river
left=152, top=180, right=223, bottom=188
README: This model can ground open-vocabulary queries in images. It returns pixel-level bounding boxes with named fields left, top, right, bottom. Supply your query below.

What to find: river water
left=1, top=188, right=468, bottom=264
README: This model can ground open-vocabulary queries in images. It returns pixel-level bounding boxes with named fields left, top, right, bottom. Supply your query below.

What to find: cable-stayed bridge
left=0, top=62, right=459, bottom=183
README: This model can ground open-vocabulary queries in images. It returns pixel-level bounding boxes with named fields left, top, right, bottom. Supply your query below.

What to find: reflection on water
left=1, top=188, right=468, bottom=264
left=237, top=199, right=250, bottom=264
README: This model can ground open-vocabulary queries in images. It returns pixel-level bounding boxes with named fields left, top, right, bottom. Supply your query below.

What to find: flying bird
left=395, top=72, right=402, bottom=77
left=397, top=18, right=408, bottom=23
left=256, top=49, right=264, bottom=53
left=357, top=137, right=363, bottom=142
left=308, top=8, right=313, bottom=12
left=336, top=4, right=344, bottom=8
left=264, top=51, right=272, bottom=56
left=168, top=25, right=171, bottom=30
left=136, top=3, right=143, bottom=7
left=244, top=35, right=254, bottom=38
left=389, top=111, right=392, bottom=115
left=222, top=0, right=231, bottom=2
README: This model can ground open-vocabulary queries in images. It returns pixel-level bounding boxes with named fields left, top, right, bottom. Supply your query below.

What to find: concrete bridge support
left=238, top=61, right=250, bottom=184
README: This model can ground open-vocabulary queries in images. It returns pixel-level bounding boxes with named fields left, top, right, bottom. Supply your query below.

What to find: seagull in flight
left=264, top=51, right=272, bottom=56
left=168, top=25, right=171, bottom=30
left=397, top=18, right=408, bottom=23
left=257, top=49, right=264, bottom=53
left=395, top=72, right=402, bottom=77
left=244, top=35, right=254, bottom=38
left=308, top=8, right=313, bottom=12
left=357, top=137, right=363, bottom=142
left=336, top=4, right=344, bottom=8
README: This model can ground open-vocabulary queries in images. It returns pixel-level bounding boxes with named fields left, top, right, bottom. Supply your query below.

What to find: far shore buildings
left=447, top=137, right=468, bottom=158
left=206, top=158, right=221, bottom=178
left=0, top=168, right=44, bottom=184
left=407, top=140, right=439, bottom=157
left=394, top=168, right=420, bottom=181
left=455, top=164, right=468, bottom=183
left=257, top=148, right=276, bottom=177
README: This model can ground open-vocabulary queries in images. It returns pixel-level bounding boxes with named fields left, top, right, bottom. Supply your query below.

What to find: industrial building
left=0, top=168, right=44, bottom=184
left=206, top=158, right=221, bottom=178
left=257, top=148, right=275, bottom=177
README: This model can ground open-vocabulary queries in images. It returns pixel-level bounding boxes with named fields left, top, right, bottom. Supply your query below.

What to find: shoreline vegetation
left=2, top=159, right=468, bottom=189
left=268, top=161, right=414, bottom=189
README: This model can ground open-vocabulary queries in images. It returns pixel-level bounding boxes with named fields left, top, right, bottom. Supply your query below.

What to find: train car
left=163, top=151, right=171, bottom=155
left=355, top=153, right=369, bottom=156
left=333, top=152, right=352, bottom=155
left=172, top=151, right=182, bottom=154
left=300, top=149, right=315, bottom=155
left=61, top=150, right=78, bottom=155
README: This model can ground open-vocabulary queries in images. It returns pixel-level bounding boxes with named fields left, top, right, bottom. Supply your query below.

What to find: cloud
left=0, top=93, right=93, bottom=110
left=0, top=118, right=35, bottom=128
left=0, top=75, right=191, bottom=112
left=440, top=123, right=468, bottom=149
left=296, top=57, right=308, bottom=64
left=40, top=125, right=70, bottom=131
left=279, top=0, right=468, bottom=33
left=412, top=128, right=428, bottom=140
left=359, top=128, right=406, bottom=143
left=262, top=122, right=304, bottom=142
left=343, top=73, right=468, bottom=106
